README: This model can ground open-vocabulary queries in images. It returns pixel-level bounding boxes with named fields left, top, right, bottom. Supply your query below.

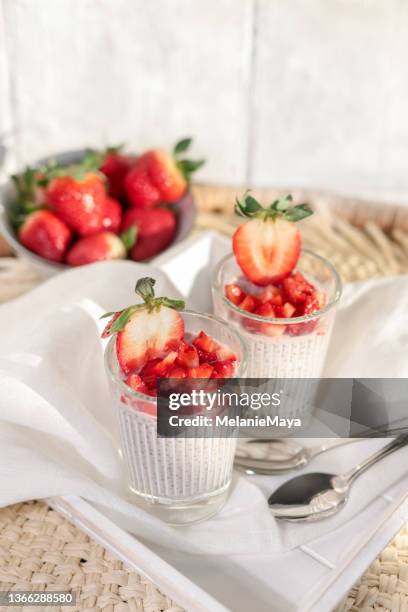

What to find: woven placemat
left=0, top=500, right=183, bottom=612
left=1, top=184, right=408, bottom=611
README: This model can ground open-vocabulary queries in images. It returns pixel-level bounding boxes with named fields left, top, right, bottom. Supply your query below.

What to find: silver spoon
left=234, top=438, right=360, bottom=475
left=268, top=435, right=408, bottom=522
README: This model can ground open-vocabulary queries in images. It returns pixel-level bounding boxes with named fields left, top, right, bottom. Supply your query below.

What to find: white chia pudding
left=116, top=401, right=237, bottom=503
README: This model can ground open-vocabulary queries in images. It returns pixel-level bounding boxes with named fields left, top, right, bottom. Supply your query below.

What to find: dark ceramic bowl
left=0, top=149, right=196, bottom=277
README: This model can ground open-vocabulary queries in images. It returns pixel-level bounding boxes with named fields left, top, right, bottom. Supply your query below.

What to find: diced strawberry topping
left=282, top=272, right=315, bottom=304
left=215, top=345, right=237, bottom=362
left=125, top=373, right=149, bottom=395
left=303, top=295, right=320, bottom=315
left=167, top=366, right=188, bottom=378
left=224, top=270, right=324, bottom=337
left=240, top=295, right=258, bottom=313
left=120, top=323, right=237, bottom=393
left=281, top=302, right=296, bottom=318
left=176, top=343, right=199, bottom=368
left=212, top=361, right=235, bottom=378
left=193, top=331, right=219, bottom=354
left=154, top=351, right=178, bottom=376
left=188, top=363, right=214, bottom=378
left=254, top=302, right=276, bottom=318
left=257, top=285, right=280, bottom=304
left=225, top=283, right=246, bottom=306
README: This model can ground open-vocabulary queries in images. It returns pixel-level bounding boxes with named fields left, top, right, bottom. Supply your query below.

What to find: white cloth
left=0, top=261, right=407, bottom=556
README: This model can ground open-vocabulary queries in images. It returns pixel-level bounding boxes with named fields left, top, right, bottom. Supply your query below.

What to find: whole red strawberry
left=102, top=197, right=122, bottom=233
left=124, top=138, right=204, bottom=209
left=19, top=210, right=72, bottom=262
left=100, top=148, right=133, bottom=199
left=46, top=171, right=106, bottom=237
left=66, top=227, right=136, bottom=266
left=121, top=207, right=176, bottom=261
left=232, top=194, right=313, bottom=286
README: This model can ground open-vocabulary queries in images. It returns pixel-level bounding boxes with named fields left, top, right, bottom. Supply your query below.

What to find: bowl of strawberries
left=0, top=138, right=203, bottom=276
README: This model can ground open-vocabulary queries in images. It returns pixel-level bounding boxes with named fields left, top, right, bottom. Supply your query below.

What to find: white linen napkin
left=0, top=260, right=407, bottom=556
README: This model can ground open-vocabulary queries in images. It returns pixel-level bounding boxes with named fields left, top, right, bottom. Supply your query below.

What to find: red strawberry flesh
left=233, top=217, right=300, bottom=286
left=224, top=271, right=323, bottom=337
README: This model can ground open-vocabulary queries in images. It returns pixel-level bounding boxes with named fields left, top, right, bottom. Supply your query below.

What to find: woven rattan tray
left=1, top=184, right=408, bottom=611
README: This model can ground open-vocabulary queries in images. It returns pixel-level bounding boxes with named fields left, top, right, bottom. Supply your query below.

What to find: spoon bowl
left=268, top=435, right=408, bottom=522
left=268, top=472, right=346, bottom=521
left=235, top=438, right=359, bottom=475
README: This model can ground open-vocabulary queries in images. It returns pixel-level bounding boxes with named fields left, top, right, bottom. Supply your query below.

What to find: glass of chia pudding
left=211, top=194, right=342, bottom=426
left=212, top=249, right=341, bottom=379
left=104, top=278, right=247, bottom=525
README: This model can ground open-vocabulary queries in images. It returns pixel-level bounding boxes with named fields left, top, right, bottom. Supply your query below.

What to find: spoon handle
left=307, top=438, right=359, bottom=459
left=337, top=435, right=408, bottom=488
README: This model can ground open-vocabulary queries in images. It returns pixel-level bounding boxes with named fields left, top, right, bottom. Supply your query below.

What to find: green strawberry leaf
left=174, top=137, right=192, bottom=156
left=101, top=277, right=186, bottom=338
left=100, top=311, right=117, bottom=319
left=284, top=203, right=313, bottom=222
left=121, top=225, right=137, bottom=251
left=177, top=158, right=205, bottom=182
left=269, top=194, right=293, bottom=212
left=109, top=307, right=138, bottom=334
left=235, top=193, right=263, bottom=217
left=105, top=143, right=126, bottom=155
left=234, top=192, right=313, bottom=223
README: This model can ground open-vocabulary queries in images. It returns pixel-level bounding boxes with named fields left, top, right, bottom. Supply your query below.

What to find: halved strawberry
left=117, top=304, right=184, bottom=373
left=232, top=194, right=313, bottom=286
left=233, top=217, right=300, bottom=286
left=101, top=277, right=185, bottom=374
left=225, top=283, right=246, bottom=306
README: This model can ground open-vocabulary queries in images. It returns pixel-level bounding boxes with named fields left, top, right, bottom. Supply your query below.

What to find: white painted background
left=1, top=0, right=408, bottom=203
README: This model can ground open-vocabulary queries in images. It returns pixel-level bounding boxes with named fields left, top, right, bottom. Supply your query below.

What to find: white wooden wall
left=1, top=0, right=408, bottom=204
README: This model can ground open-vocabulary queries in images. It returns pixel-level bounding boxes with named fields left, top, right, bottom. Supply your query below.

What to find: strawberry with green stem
left=124, top=137, right=205, bottom=209
left=121, top=206, right=177, bottom=261
left=101, top=277, right=185, bottom=373
left=66, top=226, right=136, bottom=266
left=41, top=150, right=108, bottom=236
left=233, top=193, right=313, bottom=286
